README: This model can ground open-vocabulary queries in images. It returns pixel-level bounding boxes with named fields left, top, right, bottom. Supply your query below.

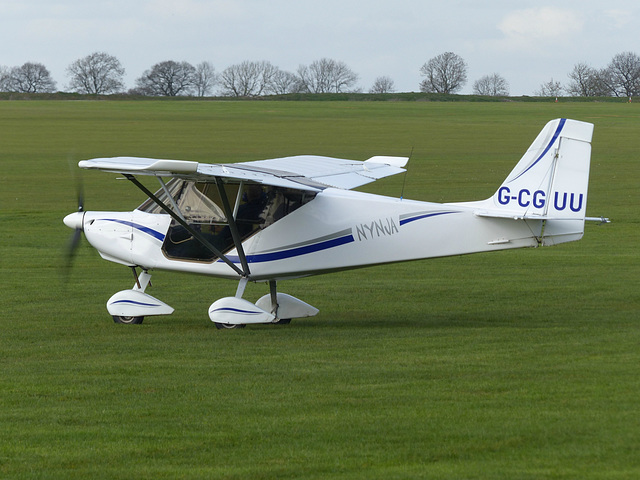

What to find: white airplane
left=64, top=118, right=607, bottom=328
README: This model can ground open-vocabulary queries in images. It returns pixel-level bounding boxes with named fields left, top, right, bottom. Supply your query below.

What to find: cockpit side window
left=139, top=179, right=316, bottom=262
left=234, top=184, right=318, bottom=236
left=178, top=182, right=229, bottom=223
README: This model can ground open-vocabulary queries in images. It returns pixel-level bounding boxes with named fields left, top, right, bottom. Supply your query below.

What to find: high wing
left=78, top=155, right=409, bottom=191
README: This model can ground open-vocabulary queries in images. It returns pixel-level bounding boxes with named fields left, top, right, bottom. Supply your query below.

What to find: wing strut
left=215, top=177, right=251, bottom=276
left=124, top=174, right=246, bottom=277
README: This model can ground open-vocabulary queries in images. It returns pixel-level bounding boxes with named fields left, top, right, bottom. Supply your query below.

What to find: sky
left=1, top=0, right=638, bottom=96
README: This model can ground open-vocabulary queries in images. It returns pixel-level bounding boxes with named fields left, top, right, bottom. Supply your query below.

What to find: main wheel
left=214, top=322, right=246, bottom=329
left=273, top=318, right=291, bottom=325
left=112, top=315, right=144, bottom=325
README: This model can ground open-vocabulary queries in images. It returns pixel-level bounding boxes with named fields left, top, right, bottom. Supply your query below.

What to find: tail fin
left=477, top=118, right=594, bottom=245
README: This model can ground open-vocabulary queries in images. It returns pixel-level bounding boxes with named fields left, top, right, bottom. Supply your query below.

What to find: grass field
left=1, top=99, right=639, bottom=479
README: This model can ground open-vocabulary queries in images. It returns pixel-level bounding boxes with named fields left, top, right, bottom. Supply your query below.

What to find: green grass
left=1, top=100, right=639, bottom=479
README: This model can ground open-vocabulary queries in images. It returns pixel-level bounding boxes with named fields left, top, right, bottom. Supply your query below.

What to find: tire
left=214, top=322, right=246, bottom=329
left=112, top=315, right=144, bottom=325
left=273, top=318, right=291, bottom=325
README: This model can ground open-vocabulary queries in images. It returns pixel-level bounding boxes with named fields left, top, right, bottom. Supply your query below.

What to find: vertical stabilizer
left=471, top=118, right=594, bottom=245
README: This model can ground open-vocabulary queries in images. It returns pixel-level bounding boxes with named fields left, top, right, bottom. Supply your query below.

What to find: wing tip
left=78, top=157, right=198, bottom=174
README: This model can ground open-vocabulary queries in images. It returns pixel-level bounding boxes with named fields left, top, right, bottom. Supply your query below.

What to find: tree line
left=1, top=51, right=639, bottom=97
left=537, top=51, right=640, bottom=98
left=0, top=54, right=368, bottom=97
left=419, top=51, right=640, bottom=98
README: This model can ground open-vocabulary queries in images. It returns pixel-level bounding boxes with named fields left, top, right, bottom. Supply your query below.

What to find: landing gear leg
left=269, top=280, right=291, bottom=325
left=132, top=267, right=152, bottom=292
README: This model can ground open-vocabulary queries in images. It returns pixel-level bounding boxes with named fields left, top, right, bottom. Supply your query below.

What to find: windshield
left=137, top=179, right=236, bottom=223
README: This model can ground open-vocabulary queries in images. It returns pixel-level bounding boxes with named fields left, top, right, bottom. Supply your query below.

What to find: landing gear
left=107, top=271, right=317, bottom=328
left=106, top=268, right=174, bottom=324
left=113, top=315, right=144, bottom=325
left=208, top=279, right=318, bottom=328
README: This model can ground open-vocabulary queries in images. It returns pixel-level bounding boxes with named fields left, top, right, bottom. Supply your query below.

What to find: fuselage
left=77, top=187, right=542, bottom=281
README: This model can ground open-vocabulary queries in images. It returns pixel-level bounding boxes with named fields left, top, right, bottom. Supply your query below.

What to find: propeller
left=62, top=161, right=86, bottom=278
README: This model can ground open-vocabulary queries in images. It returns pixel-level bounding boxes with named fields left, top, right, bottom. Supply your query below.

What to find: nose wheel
left=214, top=322, right=246, bottom=329
left=112, top=315, right=144, bottom=325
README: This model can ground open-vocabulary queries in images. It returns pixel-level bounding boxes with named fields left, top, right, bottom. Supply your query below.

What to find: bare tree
left=297, top=58, right=359, bottom=93
left=567, top=63, right=597, bottom=96
left=9, top=62, right=56, bottom=93
left=566, top=63, right=614, bottom=97
left=66, top=52, right=125, bottom=95
left=419, top=52, right=467, bottom=94
left=296, top=64, right=324, bottom=93
left=473, top=73, right=509, bottom=96
left=0, top=66, right=11, bottom=91
left=193, top=61, right=217, bottom=97
left=369, top=76, right=395, bottom=94
left=594, top=68, right=618, bottom=97
left=135, top=61, right=196, bottom=96
left=607, top=51, right=640, bottom=97
left=536, top=78, right=564, bottom=97
left=267, top=69, right=300, bottom=95
left=220, top=61, right=279, bottom=97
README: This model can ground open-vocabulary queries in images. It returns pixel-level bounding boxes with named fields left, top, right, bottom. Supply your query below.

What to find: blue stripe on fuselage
left=102, top=219, right=166, bottom=241
left=399, top=211, right=458, bottom=226
left=225, top=233, right=355, bottom=264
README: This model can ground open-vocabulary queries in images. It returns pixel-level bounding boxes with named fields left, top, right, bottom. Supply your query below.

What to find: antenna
left=400, top=147, right=414, bottom=201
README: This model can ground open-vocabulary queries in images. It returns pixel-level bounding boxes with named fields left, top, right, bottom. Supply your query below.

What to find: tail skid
left=464, top=118, right=596, bottom=245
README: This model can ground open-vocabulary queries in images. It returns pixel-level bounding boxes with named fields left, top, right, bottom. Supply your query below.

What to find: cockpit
left=137, top=179, right=316, bottom=262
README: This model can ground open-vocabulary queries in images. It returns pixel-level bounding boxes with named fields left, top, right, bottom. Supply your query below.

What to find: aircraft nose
left=63, top=211, right=84, bottom=230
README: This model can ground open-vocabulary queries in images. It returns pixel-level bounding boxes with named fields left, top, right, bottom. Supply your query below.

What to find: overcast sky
left=1, top=0, right=638, bottom=95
